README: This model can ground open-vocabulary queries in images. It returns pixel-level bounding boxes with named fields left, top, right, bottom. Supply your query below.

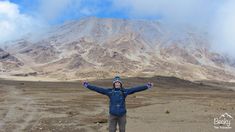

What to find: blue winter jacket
left=86, top=84, right=148, bottom=117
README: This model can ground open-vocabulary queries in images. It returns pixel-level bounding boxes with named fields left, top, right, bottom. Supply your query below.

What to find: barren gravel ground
left=0, top=76, right=235, bottom=132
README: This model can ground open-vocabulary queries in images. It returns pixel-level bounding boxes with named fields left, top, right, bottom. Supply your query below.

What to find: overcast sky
left=0, top=0, right=235, bottom=56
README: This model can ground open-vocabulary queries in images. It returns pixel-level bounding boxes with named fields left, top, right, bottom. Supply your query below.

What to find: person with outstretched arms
left=83, top=76, right=153, bottom=132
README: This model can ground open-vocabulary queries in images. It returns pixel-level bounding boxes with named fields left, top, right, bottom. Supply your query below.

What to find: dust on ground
left=0, top=76, right=235, bottom=132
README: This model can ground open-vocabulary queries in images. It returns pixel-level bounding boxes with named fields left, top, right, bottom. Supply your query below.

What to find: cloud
left=0, top=0, right=102, bottom=43
left=0, top=0, right=89, bottom=43
left=113, top=0, right=235, bottom=57
left=1, top=0, right=235, bottom=57
left=0, top=0, right=46, bottom=43
left=113, top=0, right=218, bottom=27
left=37, top=0, right=81, bottom=21
left=211, top=0, right=235, bottom=57
left=36, top=0, right=102, bottom=22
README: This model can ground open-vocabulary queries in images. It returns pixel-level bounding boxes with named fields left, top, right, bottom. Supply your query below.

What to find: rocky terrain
left=0, top=48, right=23, bottom=71
left=1, top=17, right=235, bottom=81
left=0, top=76, right=234, bottom=132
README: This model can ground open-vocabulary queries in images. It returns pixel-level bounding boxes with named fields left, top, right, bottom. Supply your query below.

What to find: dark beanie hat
left=113, top=76, right=122, bottom=84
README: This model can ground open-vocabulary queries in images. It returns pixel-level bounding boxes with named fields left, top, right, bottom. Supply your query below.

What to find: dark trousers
left=109, top=114, right=126, bottom=132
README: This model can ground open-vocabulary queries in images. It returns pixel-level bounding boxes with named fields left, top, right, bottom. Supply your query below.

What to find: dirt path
left=0, top=86, right=39, bottom=132
left=0, top=77, right=235, bottom=132
left=0, top=81, right=107, bottom=132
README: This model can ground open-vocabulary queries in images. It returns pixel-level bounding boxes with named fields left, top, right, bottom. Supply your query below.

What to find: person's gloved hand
left=146, top=82, right=153, bottom=89
left=83, top=81, right=89, bottom=88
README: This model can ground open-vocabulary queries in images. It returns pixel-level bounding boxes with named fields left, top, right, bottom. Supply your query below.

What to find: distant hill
left=1, top=17, right=235, bottom=81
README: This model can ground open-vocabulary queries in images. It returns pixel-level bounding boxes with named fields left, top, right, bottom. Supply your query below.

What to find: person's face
left=114, top=82, right=121, bottom=88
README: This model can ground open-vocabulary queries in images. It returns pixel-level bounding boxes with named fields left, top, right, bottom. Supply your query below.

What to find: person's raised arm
left=83, top=81, right=109, bottom=95
left=126, top=82, right=153, bottom=95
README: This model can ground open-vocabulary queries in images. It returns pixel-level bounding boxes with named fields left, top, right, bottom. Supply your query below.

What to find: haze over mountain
left=1, top=17, right=235, bottom=81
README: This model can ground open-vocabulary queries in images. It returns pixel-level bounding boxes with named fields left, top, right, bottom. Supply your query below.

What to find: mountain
left=1, top=17, right=235, bottom=81
left=0, top=48, right=23, bottom=71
